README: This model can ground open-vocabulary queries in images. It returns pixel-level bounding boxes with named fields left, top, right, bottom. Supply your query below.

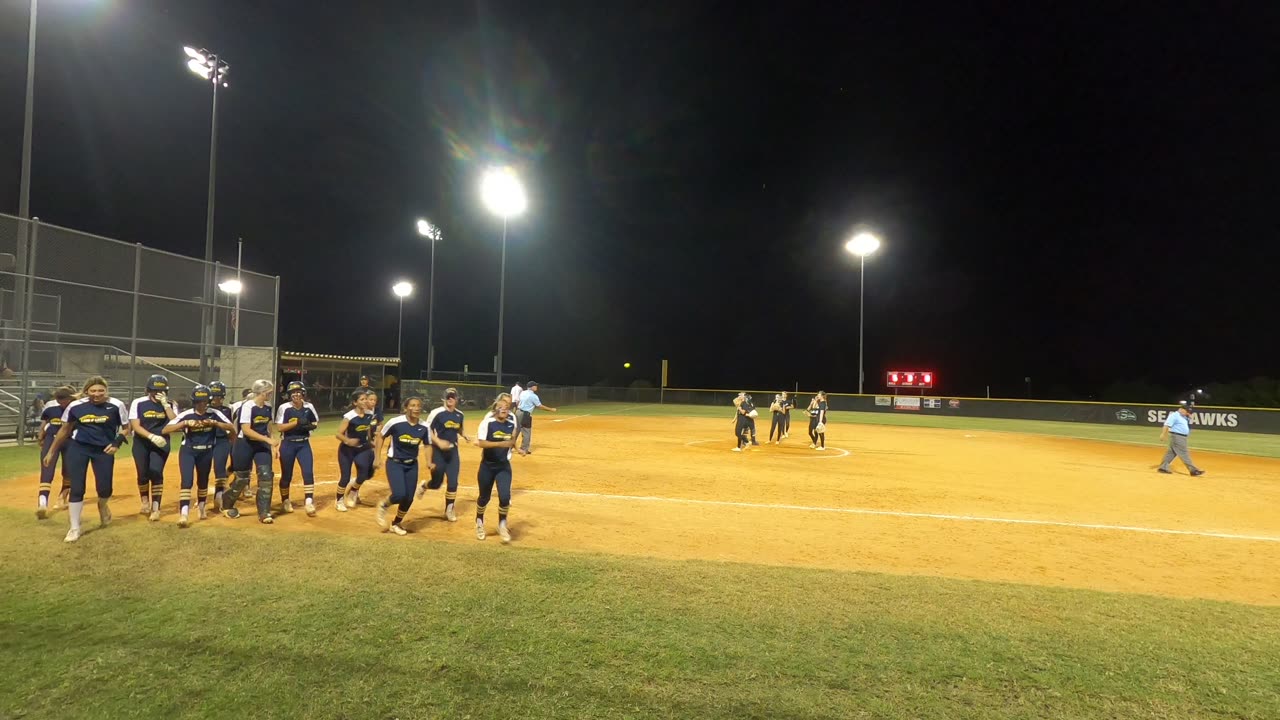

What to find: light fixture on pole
left=416, top=219, right=442, bottom=380
left=184, top=45, right=230, bottom=382
left=479, top=167, right=527, bottom=389
left=217, top=278, right=241, bottom=347
left=391, top=281, right=414, bottom=380
left=844, top=231, right=882, bottom=394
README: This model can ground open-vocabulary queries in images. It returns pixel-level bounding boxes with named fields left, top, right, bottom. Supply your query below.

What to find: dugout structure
left=279, top=351, right=399, bottom=413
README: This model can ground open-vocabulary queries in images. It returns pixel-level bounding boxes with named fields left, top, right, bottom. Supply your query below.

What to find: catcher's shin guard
left=224, top=470, right=251, bottom=509
left=255, top=466, right=274, bottom=519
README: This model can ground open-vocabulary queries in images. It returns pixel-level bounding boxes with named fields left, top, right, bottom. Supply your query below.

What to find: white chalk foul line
left=520, top=489, right=1280, bottom=544
left=553, top=414, right=591, bottom=423
left=683, top=438, right=850, bottom=459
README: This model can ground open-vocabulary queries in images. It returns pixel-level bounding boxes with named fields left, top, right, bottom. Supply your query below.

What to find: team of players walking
left=35, top=374, right=543, bottom=545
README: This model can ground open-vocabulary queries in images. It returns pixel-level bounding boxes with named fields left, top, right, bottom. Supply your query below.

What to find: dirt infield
left=6, top=415, right=1279, bottom=605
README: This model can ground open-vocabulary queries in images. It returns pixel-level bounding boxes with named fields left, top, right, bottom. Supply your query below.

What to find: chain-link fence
left=0, top=213, right=279, bottom=443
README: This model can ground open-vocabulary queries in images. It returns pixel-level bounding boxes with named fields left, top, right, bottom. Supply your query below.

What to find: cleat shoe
left=260, top=515, right=274, bottom=524
left=732, top=447, right=742, bottom=453
left=389, top=524, right=407, bottom=536
left=178, top=515, right=190, bottom=529
left=64, top=528, right=81, bottom=543
left=817, top=447, right=826, bottom=451
left=281, top=499, right=294, bottom=514
left=36, top=506, right=48, bottom=520
left=1156, top=468, right=1172, bottom=474
left=344, top=491, right=359, bottom=509
left=149, top=509, right=161, bottom=522
left=445, top=504, right=457, bottom=522
left=498, top=524, right=511, bottom=544
left=225, top=508, right=241, bottom=519
left=1190, top=469, right=1206, bottom=477
left=375, top=501, right=389, bottom=529
left=475, top=522, right=486, bottom=541
left=140, top=504, right=150, bottom=516
left=305, top=502, right=317, bottom=517
left=335, top=500, right=348, bottom=513
left=415, top=484, right=427, bottom=501
left=809, top=443, right=816, bottom=449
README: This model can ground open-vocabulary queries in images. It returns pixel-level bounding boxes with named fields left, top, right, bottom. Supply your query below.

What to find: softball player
left=163, top=385, right=234, bottom=527
left=1157, top=401, right=1205, bottom=476
left=416, top=387, right=470, bottom=521
left=334, top=389, right=378, bottom=512
left=208, top=380, right=232, bottom=509
left=42, top=376, right=130, bottom=543
left=372, top=396, right=431, bottom=535
left=768, top=393, right=785, bottom=444
left=224, top=379, right=277, bottom=522
left=732, top=393, right=758, bottom=451
left=807, top=391, right=829, bottom=450
left=276, top=381, right=320, bottom=516
left=780, top=391, right=793, bottom=439
left=475, top=397, right=523, bottom=543
left=34, top=385, right=75, bottom=519
left=129, top=374, right=178, bottom=521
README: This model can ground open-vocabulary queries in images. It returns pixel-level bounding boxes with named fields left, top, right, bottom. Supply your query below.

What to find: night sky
left=2, top=1, right=1277, bottom=398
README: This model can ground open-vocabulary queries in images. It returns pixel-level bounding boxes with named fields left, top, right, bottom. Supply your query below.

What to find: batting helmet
left=209, top=380, right=227, bottom=398
left=146, top=374, right=169, bottom=392
left=286, top=381, right=306, bottom=396
left=191, top=384, right=212, bottom=403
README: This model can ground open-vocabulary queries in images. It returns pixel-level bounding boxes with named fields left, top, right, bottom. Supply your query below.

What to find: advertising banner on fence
left=875, top=396, right=892, bottom=407
left=923, top=398, right=942, bottom=409
left=894, top=397, right=921, bottom=411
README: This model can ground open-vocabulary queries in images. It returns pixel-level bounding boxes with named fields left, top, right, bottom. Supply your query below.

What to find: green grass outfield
left=566, top=401, right=1280, bottom=458
left=2, top=511, right=1278, bottom=720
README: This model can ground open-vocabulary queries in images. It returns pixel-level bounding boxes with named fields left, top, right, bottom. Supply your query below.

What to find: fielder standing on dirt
left=1157, top=401, right=1205, bottom=476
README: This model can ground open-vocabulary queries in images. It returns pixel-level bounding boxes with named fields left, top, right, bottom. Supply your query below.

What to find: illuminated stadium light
left=480, top=167, right=527, bottom=219
left=844, top=231, right=881, bottom=258
left=845, top=229, right=883, bottom=393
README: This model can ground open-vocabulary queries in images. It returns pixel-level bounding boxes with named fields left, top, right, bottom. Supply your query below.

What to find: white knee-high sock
left=69, top=501, right=84, bottom=532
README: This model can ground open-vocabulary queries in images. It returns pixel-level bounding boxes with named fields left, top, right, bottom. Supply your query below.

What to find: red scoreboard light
left=886, top=371, right=934, bottom=388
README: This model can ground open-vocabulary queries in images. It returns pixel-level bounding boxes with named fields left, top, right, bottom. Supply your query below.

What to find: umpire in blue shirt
left=516, top=381, right=557, bottom=454
left=1157, top=401, right=1204, bottom=476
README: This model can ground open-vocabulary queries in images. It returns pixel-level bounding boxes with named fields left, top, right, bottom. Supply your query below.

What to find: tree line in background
left=1098, top=377, right=1280, bottom=408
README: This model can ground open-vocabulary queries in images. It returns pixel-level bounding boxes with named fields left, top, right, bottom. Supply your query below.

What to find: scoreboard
left=886, top=371, right=934, bottom=389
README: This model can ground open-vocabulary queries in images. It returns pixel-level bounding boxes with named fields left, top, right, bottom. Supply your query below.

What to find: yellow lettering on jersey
left=397, top=434, right=421, bottom=445
left=79, top=414, right=109, bottom=424
left=143, top=411, right=167, bottom=419
left=444, top=420, right=461, bottom=429
left=355, top=424, right=370, bottom=433
left=493, top=431, right=510, bottom=440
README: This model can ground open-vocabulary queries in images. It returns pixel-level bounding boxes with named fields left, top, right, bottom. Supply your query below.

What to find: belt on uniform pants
left=187, top=444, right=214, bottom=451
left=1170, top=432, right=1187, bottom=437
left=388, top=458, right=416, bottom=466
left=286, top=437, right=309, bottom=443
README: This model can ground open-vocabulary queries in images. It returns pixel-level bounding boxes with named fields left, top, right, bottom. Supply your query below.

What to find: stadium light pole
left=845, top=231, right=882, bottom=394
left=218, top=278, right=242, bottom=347
left=185, top=45, right=229, bottom=382
left=13, top=0, right=40, bottom=356
left=392, top=281, right=413, bottom=380
left=416, top=219, right=442, bottom=380
left=480, top=167, right=527, bottom=388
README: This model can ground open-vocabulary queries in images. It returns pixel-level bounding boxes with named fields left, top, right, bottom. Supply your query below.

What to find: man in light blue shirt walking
left=1157, top=402, right=1204, bottom=476
left=516, top=381, right=557, bottom=454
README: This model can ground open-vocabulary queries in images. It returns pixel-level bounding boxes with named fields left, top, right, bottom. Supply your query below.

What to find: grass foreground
left=2, top=510, right=1278, bottom=719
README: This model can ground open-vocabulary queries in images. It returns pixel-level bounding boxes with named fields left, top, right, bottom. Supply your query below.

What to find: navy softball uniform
left=232, top=401, right=274, bottom=470
left=475, top=414, right=517, bottom=533
left=210, top=399, right=233, bottom=488
left=61, top=397, right=129, bottom=503
left=168, top=407, right=231, bottom=519
left=425, top=406, right=466, bottom=511
left=336, top=409, right=376, bottom=502
left=379, top=414, right=430, bottom=529
left=38, top=401, right=69, bottom=505
left=276, top=401, right=319, bottom=505
left=130, top=396, right=176, bottom=509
